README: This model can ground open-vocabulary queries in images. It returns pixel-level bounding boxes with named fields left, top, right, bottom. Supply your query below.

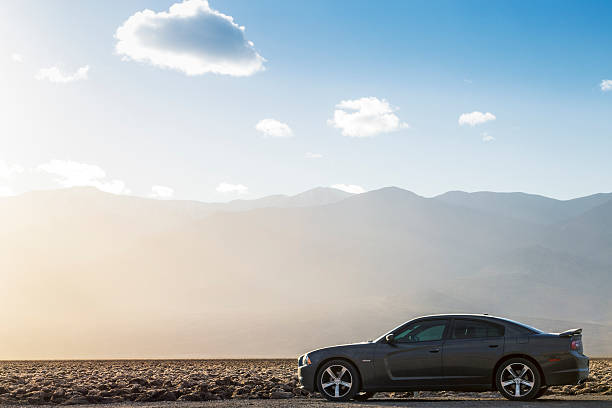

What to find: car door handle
left=488, top=344, right=499, bottom=348
left=429, top=348, right=440, bottom=353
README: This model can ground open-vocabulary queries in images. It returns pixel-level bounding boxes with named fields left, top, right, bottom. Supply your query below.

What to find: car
left=297, top=314, right=589, bottom=402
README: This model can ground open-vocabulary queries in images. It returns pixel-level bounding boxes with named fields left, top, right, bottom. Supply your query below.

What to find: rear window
left=496, top=318, right=543, bottom=334
left=452, top=319, right=505, bottom=339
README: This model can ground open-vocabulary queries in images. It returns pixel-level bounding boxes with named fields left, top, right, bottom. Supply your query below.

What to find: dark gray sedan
left=297, top=314, right=589, bottom=401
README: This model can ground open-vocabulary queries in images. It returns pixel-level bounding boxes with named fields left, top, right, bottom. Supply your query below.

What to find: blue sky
left=0, top=0, right=611, bottom=200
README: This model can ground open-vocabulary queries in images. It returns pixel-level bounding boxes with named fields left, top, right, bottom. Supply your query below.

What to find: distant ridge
left=215, top=186, right=353, bottom=211
left=434, top=190, right=612, bottom=224
left=0, top=185, right=610, bottom=358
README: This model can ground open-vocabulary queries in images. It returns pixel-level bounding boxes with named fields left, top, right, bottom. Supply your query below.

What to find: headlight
left=300, top=354, right=312, bottom=366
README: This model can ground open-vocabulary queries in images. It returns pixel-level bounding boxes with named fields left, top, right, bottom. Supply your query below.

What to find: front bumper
left=297, top=363, right=316, bottom=392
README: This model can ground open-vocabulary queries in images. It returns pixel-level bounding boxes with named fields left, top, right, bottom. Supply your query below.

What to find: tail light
left=570, top=339, right=582, bottom=351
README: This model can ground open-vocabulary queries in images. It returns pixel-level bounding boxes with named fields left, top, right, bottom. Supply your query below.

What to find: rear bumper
left=545, top=354, right=589, bottom=386
left=297, top=364, right=316, bottom=392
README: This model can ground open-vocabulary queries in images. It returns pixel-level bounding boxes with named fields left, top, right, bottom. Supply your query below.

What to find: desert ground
left=0, top=359, right=610, bottom=406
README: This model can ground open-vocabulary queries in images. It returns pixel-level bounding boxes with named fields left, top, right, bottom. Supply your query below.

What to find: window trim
left=448, top=317, right=505, bottom=340
left=391, top=317, right=451, bottom=343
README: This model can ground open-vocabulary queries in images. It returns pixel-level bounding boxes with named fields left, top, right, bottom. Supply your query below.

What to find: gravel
left=0, top=359, right=609, bottom=405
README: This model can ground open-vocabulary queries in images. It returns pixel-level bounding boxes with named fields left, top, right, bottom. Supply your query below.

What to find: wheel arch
left=315, top=356, right=364, bottom=392
left=492, top=354, right=546, bottom=388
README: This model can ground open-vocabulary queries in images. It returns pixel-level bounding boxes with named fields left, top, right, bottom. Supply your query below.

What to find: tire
left=353, top=391, right=375, bottom=401
left=496, top=358, right=541, bottom=401
left=316, top=359, right=360, bottom=402
left=535, top=387, right=549, bottom=399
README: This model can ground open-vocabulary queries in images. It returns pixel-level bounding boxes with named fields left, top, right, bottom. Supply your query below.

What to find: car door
left=442, top=318, right=505, bottom=385
left=374, top=318, right=449, bottom=388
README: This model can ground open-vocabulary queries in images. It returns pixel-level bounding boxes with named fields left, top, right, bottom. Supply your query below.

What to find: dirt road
left=1, top=360, right=609, bottom=406
left=4, top=396, right=612, bottom=408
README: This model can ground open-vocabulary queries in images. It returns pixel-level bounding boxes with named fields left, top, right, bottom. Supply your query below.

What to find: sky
left=1, top=0, right=611, bottom=201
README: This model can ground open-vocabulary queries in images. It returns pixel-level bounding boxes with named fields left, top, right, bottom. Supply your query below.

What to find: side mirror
left=385, top=334, right=395, bottom=344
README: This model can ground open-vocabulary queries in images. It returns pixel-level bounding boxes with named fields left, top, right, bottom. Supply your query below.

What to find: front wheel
left=496, top=358, right=541, bottom=401
left=316, top=360, right=360, bottom=402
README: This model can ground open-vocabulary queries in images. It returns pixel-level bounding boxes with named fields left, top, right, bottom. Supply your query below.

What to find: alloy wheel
left=499, top=362, right=535, bottom=398
left=320, top=364, right=353, bottom=398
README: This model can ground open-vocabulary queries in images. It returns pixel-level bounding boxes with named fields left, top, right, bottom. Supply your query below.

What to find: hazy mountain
left=552, top=199, right=612, bottom=264
left=0, top=186, right=351, bottom=229
left=210, top=186, right=353, bottom=211
left=435, top=190, right=612, bottom=225
left=0, top=186, right=610, bottom=359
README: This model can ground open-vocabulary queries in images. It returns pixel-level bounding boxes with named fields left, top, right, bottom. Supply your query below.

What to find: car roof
left=374, top=314, right=543, bottom=342
left=410, top=314, right=543, bottom=333
left=415, top=313, right=499, bottom=319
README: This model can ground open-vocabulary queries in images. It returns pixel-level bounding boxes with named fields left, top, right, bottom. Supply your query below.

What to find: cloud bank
left=481, top=132, right=495, bottom=142
left=328, top=97, right=409, bottom=138
left=601, top=80, right=612, bottom=92
left=0, top=186, right=14, bottom=197
left=0, top=161, right=24, bottom=179
left=255, top=119, right=293, bottom=138
left=115, top=0, right=265, bottom=76
left=150, top=185, right=175, bottom=199
left=35, top=65, right=90, bottom=83
left=331, top=184, right=365, bottom=194
left=305, top=152, right=323, bottom=159
left=216, top=182, right=248, bottom=194
left=458, top=111, right=496, bottom=126
left=38, top=160, right=129, bottom=195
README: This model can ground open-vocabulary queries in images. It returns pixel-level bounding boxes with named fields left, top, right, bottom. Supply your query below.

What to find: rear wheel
left=316, top=360, right=360, bottom=402
left=353, top=391, right=375, bottom=401
left=496, top=358, right=541, bottom=401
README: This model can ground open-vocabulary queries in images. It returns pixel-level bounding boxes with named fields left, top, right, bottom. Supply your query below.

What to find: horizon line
left=3, top=185, right=612, bottom=204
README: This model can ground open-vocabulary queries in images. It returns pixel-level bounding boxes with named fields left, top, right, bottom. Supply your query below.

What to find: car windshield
left=372, top=321, right=412, bottom=342
left=372, top=320, right=412, bottom=343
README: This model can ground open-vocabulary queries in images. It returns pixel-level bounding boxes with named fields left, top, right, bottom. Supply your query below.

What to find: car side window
left=452, top=319, right=505, bottom=339
left=394, top=319, right=449, bottom=343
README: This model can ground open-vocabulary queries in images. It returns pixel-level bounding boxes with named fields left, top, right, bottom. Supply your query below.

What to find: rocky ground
left=0, top=359, right=609, bottom=405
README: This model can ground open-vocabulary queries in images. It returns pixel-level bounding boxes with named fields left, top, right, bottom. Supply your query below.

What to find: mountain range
left=0, top=186, right=610, bottom=358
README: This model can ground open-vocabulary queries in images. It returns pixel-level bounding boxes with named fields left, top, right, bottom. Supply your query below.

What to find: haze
left=0, top=186, right=610, bottom=359
left=1, top=0, right=611, bottom=359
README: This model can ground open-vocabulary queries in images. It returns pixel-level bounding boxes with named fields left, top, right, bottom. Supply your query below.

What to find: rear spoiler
left=558, top=328, right=582, bottom=337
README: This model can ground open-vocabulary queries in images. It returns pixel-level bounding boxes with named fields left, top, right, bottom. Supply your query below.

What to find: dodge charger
left=297, top=314, right=589, bottom=401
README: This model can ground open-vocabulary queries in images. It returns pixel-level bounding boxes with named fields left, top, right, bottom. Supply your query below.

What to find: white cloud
left=328, top=97, right=409, bottom=138
left=601, top=80, right=612, bottom=92
left=216, top=182, right=248, bottom=194
left=0, top=186, right=14, bottom=197
left=331, top=184, right=365, bottom=194
left=255, top=119, right=293, bottom=138
left=37, top=160, right=130, bottom=195
left=481, top=132, right=495, bottom=142
left=0, top=161, right=24, bottom=179
left=35, top=65, right=90, bottom=83
left=115, top=0, right=265, bottom=77
left=458, top=111, right=496, bottom=126
left=304, top=152, right=323, bottom=159
left=11, top=53, right=23, bottom=63
left=150, top=185, right=174, bottom=199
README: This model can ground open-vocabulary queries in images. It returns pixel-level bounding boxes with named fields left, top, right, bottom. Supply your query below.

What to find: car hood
left=306, top=341, right=374, bottom=356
